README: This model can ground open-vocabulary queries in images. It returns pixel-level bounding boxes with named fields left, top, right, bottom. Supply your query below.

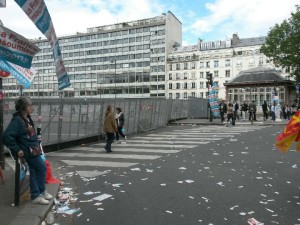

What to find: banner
left=208, top=84, right=220, bottom=117
left=14, top=0, right=71, bottom=90
left=0, top=60, right=36, bottom=88
left=0, top=24, right=40, bottom=68
left=275, top=111, right=300, bottom=152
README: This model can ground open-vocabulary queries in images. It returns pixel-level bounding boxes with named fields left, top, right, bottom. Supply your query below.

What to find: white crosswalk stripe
left=49, top=125, right=266, bottom=177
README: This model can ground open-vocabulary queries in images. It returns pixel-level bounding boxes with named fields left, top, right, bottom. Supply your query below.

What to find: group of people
left=219, top=99, right=298, bottom=123
left=103, top=105, right=127, bottom=153
left=218, top=99, right=273, bottom=125
left=3, top=98, right=128, bottom=205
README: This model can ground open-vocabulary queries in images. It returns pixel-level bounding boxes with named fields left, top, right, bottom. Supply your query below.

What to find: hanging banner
left=0, top=60, right=36, bottom=88
left=14, top=0, right=71, bottom=90
left=208, top=84, right=220, bottom=117
left=0, top=24, right=40, bottom=68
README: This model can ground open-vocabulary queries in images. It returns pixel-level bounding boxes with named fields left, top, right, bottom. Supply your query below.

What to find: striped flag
left=275, top=111, right=300, bottom=152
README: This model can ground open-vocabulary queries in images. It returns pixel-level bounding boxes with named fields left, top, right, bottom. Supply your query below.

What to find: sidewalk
left=0, top=158, right=60, bottom=225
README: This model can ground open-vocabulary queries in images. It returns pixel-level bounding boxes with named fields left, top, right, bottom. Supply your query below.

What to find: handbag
left=30, top=144, right=42, bottom=157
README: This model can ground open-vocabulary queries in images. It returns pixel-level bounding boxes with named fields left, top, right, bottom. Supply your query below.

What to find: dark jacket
left=115, top=112, right=125, bottom=127
left=3, top=112, right=39, bottom=158
left=241, top=103, right=248, bottom=111
left=262, top=103, right=268, bottom=112
left=219, top=103, right=227, bottom=113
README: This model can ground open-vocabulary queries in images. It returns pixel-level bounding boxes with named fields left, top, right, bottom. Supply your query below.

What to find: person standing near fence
left=3, top=97, right=53, bottom=205
left=103, top=105, right=117, bottom=153
left=115, top=107, right=127, bottom=144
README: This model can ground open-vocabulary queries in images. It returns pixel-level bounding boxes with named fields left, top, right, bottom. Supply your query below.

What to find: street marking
left=132, top=136, right=221, bottom=140
left=61, top=160, right=138, bottom=168
left=77, top=170, right=109, bottom=177
left=125, top=140, right=210, bottom=144
left=53, top=152, right=161, bottom=160
left=93, top=143, right=197, bottom=148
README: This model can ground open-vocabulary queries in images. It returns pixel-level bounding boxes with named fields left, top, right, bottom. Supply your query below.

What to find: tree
left=261, top=5, right=300, bottom=82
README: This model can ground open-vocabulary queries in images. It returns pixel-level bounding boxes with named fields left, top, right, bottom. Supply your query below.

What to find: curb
left=9, top=183, right=60, bottom=225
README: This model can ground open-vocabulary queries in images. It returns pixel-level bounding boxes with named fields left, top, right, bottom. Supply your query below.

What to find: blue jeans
left=25, top=156, right=46, bottom=200
left=105, top=132, right=115, bottom=151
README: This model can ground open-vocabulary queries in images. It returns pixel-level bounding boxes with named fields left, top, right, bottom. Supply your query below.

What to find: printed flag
left=0, top=60, right=37, bottom=88
left=275, top=111, right=300, bottom=152
left=0, top=24, right=40, bottom=68
left=14, top=0, right=71, bottom=90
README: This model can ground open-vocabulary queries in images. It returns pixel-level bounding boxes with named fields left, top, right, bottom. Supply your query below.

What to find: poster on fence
left=208, top=84, right=220, bottom=117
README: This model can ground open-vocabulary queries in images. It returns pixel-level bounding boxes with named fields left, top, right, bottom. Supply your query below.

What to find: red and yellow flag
left=275, top=111, right=300, bottom=152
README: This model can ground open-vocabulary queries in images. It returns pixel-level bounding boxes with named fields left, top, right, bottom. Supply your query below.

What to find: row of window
left=168, top=70, right=231, bottom=80
left=168, top=82, right=214, bottom=90
left=168, top=92, right=210, bottom=99
left=35, top=25, right=166, bottom=46
left=169, top=57, right=268, bottom=70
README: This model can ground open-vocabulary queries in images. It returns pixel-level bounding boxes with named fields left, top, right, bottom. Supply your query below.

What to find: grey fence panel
left=3, top=98, right=207, bottom=147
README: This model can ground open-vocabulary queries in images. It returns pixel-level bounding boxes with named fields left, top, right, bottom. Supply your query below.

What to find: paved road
left=46, top=124, right=300, bottom=225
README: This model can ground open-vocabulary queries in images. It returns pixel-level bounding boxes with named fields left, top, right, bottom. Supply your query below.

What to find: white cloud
left=0, top=0, right=163, bottom=38
left=188, top=0, right=299, bottom=40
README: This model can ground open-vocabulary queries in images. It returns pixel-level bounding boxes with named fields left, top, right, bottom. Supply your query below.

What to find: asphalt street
left=46, top=124, right=300, bottom=225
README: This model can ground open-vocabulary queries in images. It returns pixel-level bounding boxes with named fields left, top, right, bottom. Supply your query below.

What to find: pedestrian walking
left=226, top=103, right=235, bottom=127
left=286, top=104, right=292, bottom=120
left=248, top=100, right=257, bottom=121
left=103, top=105, right=117, bottom=153
left=233, top=101, right=239, bottom=120
left=271, top=102, right=276, bottom=121
left=241, top=101, right=248, bottom=121
left=3, top=97, right=53, bottom=205
left=219, top=100, right=227, bottom=123
left=262, top=100, right=269, bottom=121
left=115, top=107, right=127, bottom=143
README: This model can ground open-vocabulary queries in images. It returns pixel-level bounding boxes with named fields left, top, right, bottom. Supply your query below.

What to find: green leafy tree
left=261, top=5, right=300, bottom=81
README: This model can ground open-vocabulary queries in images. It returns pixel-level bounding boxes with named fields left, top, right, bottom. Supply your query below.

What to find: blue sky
left=0, top=0, right=298, bottom=46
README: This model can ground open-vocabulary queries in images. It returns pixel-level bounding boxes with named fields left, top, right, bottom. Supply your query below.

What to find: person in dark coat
left=115, top=107, right=127, bottom=143
left=248, top=100, right=257, bottom=121
left=3, top=97, right=52, bottom=205
left=262, top=100, right=269, bottom=121
left=219, top=100, right=227, bottom=123
left=241, top=101, right=248, bottom=121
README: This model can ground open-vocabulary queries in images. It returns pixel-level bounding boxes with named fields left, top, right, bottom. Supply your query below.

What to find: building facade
left=2, top=12, right=292, bottom=101
left=3, top=12, right=181, bottom=98
left=166, top=34, right=290, bottom=100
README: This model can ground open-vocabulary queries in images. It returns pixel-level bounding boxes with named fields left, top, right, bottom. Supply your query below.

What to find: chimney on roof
left=231, top=33, right=239, bottom=45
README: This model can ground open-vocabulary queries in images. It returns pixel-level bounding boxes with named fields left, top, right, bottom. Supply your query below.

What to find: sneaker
left=32, top=196, right=49, bottom=205
left=43, top=192, right=53, bottom=200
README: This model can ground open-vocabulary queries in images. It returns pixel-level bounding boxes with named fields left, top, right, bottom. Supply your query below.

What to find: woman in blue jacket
left=3, top=97, right=52, bottom=205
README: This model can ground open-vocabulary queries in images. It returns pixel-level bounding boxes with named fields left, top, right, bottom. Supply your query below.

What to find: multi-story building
left=166, top=34, right=289, bottom=100
left=3, top=11, right=182, bottom=98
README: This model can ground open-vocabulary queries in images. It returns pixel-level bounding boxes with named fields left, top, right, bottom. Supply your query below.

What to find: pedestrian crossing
left=47, top=125, right=268, bottom=178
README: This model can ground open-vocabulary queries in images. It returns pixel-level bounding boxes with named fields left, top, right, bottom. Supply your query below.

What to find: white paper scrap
left=93, top=194, right=113, bottom=202
left=185, top=180, right=194, bottom=183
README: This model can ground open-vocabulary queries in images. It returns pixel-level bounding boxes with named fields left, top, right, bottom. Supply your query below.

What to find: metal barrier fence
left=3, top=98, right=208, bottom=147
